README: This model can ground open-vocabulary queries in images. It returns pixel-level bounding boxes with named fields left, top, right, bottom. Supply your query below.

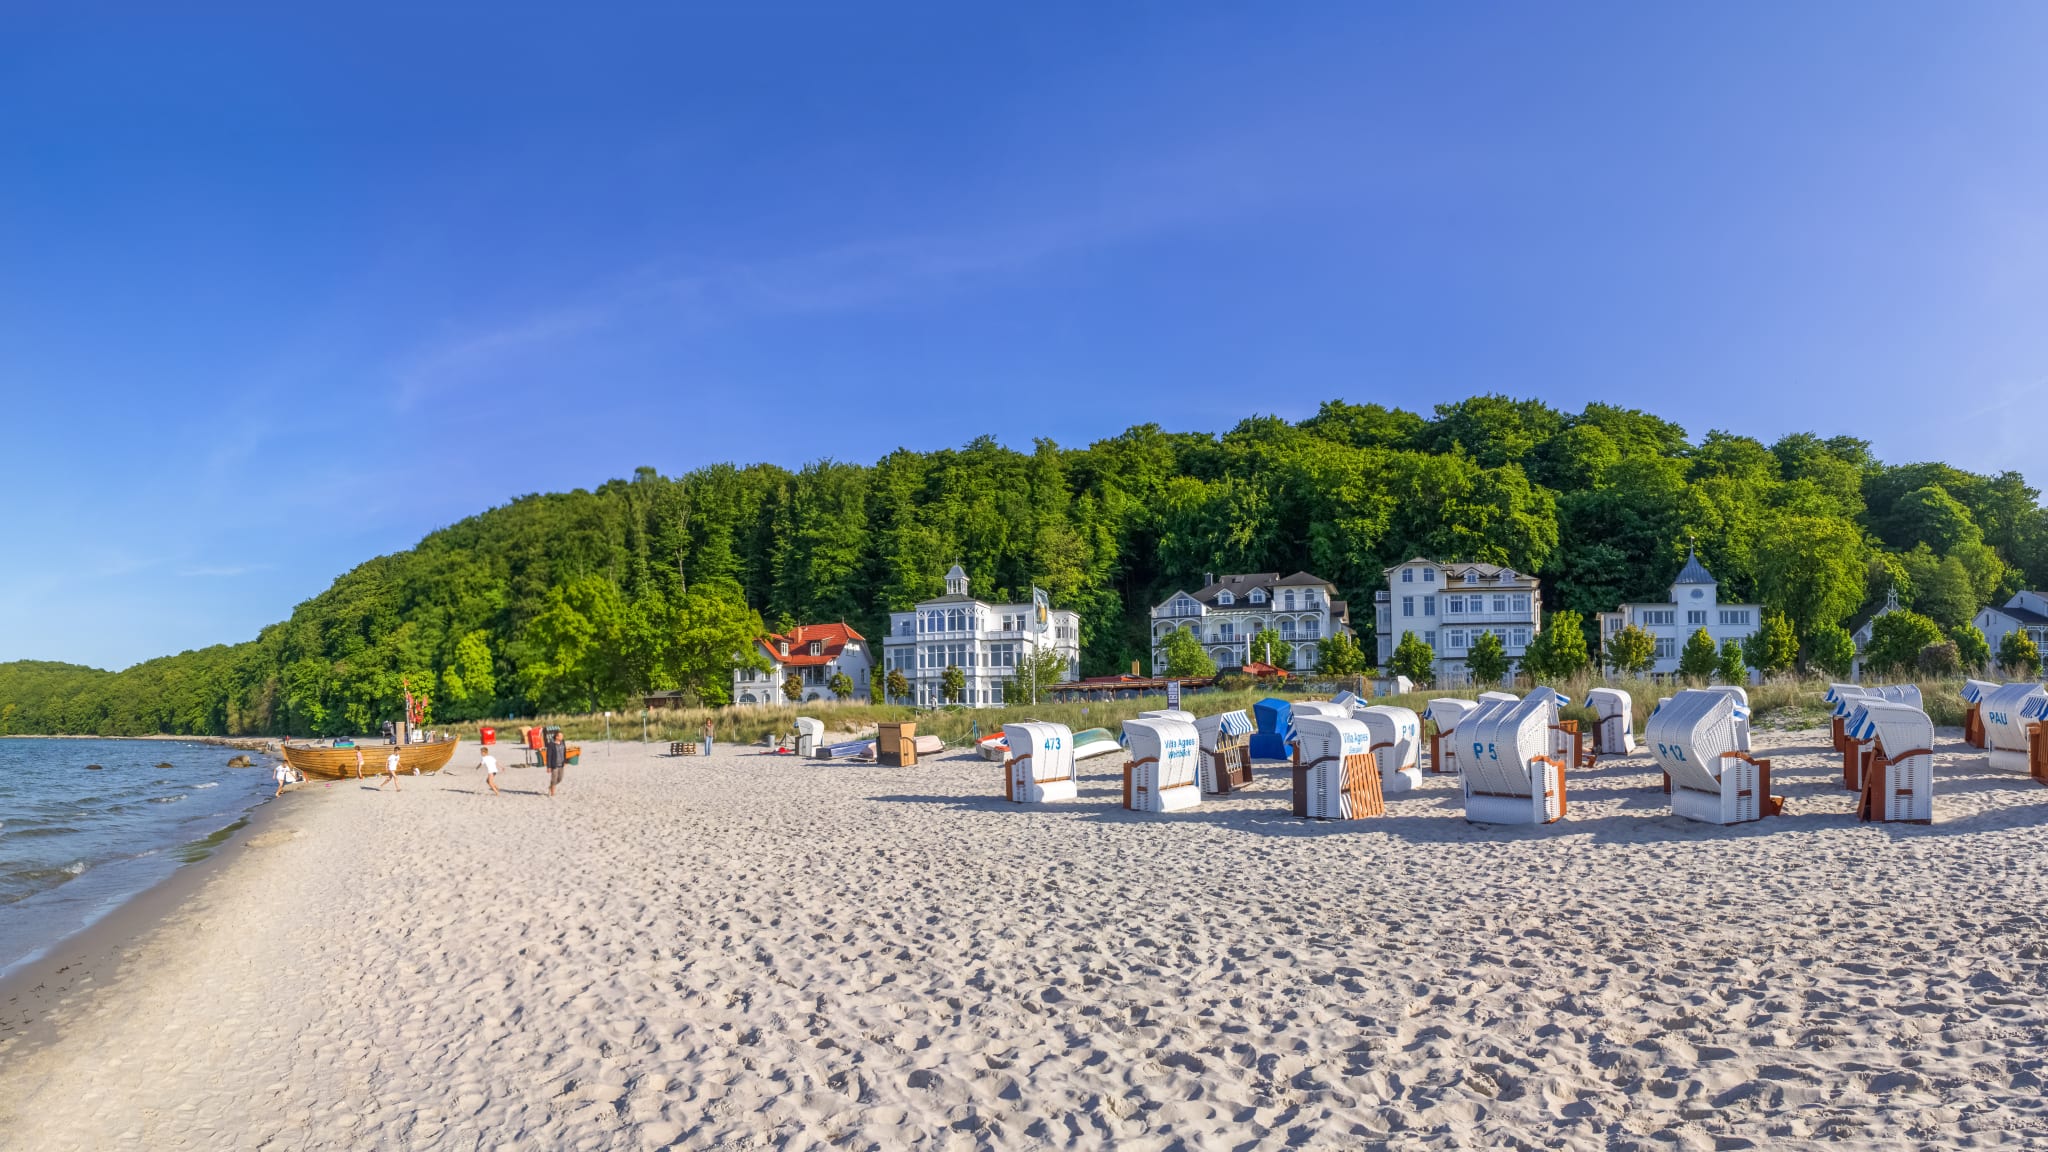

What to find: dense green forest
left=3, top=396, right=2043, bottom=737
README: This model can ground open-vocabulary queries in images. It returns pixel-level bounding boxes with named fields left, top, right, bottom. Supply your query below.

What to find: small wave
left=63, top=860, right=86, bottom=875
left=148, top=795, right=186, bottom=805
left=3, top=825, right=82, bottom=839
left=190, top=782, right=219, bottom=790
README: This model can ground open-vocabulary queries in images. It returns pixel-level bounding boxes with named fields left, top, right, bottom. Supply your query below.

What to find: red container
left=479, top=726, right=496, bottom=745
left=525, top=726, right=543, bottom=750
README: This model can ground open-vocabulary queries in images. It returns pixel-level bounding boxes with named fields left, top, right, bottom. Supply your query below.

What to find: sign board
left=1032, top=587, right=1050, bottom=633
left=1167, top=680, right=1182, bottom=710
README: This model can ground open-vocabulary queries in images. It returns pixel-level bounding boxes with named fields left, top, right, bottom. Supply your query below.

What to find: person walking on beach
left=545, top=732, right=566, bottom=797
left=273, top=757, right=292, bottom=796
left=354, top=747, right=365, bottom=779
left=379, top=748, right=403, bottom=792
left=702, top=717, right=715, bottom=756
left=479, top=747, right=500, bottom=796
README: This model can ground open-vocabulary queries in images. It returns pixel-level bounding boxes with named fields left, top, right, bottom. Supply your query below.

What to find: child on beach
left=273, top=759, right=292, bottom=796
left=479, top=748, right=500, bottom=796
left=354, top=748, right=364, bottom=779
left=379, top=749, right=402, bottom=792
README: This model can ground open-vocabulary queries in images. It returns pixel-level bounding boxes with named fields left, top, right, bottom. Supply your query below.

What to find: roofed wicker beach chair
left=1250, top=697, right=1293, bottom=761
left=1585, top=686, right=1635, bottom=758
left=1979, top=682, right=2048, bottom=778
left=1356, top=705, right=1423, bottom=795
left=1138, top=708, right=1196, bottom=723
left=1002, top=721, right=1077, bottom=803
left=1195, top=709, right=1255, bottom=793
left=1460, top=692, right=1567, bottom=825
left=1845, top=699, right=1935, bottom=823
left=1961, top=679, right=1999, bottom=748
left=1289, top=714, right=1385, bottom=819
left=1645, top=689, right=1781, bottom=825
left=1825, top=684, right=1873, bottom=755
left=1423, top=698, right=1478, bottom=774
left=1122, top=716, right=1202, bottom=813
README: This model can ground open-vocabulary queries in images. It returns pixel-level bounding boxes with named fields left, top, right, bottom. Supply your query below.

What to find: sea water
left=0, top=738, right=272, bottom=978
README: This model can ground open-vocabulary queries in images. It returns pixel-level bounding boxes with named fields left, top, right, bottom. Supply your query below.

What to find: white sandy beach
left=2, top=727, right=2046, bottom=1150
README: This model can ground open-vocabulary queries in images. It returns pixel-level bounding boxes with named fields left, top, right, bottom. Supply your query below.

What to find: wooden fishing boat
left=281, top=738, right=459, bottom=779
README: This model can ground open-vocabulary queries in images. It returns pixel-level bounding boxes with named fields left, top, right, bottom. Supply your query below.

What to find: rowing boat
left=281, top=737, right=458, bottom=779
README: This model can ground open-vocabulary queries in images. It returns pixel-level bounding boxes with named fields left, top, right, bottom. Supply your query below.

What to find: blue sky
left=6, top=4, right=2047, bottom=669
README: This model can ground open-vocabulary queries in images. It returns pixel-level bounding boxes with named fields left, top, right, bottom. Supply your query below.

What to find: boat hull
left=283, top=738, right=459, bottom=779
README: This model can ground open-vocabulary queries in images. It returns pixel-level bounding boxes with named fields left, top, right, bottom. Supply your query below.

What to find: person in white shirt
left=379, top=748, right=402, bottom=792
left=479, top=749, right=500, bottom=796
left=273, top=758, right=292, bottom=796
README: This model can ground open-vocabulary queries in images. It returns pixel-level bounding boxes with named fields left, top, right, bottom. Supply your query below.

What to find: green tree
left=1754, top=515, right=1866, bottom=636
left=1315, top=631, right=1370, bottom=676
left=1865, top=610, right=1944, bottom=676
left=940, top=665, right=967, bottom=703
left=1678, top=628, right=1719, bottom=681
left=781, top=673, right=804, bottom=702
left=885, top=667, right=910, bottom=704
left=1391, top=631, right=1436, bottom=685
left=1717, top=638, right=1746, bottom=686
left=439, top=630, right=497, bottom=716
left=1806, top=623, right=1857, bottom=678
left=1007, top=647, right=1071, bottom=703
left=1604, top=625, right=1656, bottom=676
left=1742, top=612, right=1799, bottom=676
left=828, top=671, right=854, bottom=700
left=1160, top=629, right=1219, bottom=679
left=1467, top=630, right=1508, bottom=686
left=1953, top=622, right=1991, bottom=672
left=1918, top=640, right=1960, bottom=678
left=1522, top=610, right=1589, bottom=681
left=649, top=581, right=768, bottom=707
left=1244, top=627, right=1293, bottom=668
left=1999, top=629, right=2041, bottom=677
left=517, top=575, right=634, bottom=713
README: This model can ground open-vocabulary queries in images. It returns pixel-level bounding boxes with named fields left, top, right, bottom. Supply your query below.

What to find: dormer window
left=808, top=640, right=823, bottom=656
left=1216, top=590, right=1235, bottom=606
left=1422, top=569, right=1436, bottom=583
left=1248, top=589, right=1266, bottom=604
left=1402, top=568, right=1414, bottom=583
left=1500, top=569, right=1516, bottom=582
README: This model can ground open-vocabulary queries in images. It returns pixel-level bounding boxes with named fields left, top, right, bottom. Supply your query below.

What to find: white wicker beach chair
left=1644, top=689, right=1780, bottom=825
left=1290, top=714, right=1384, bottom=819
left=1121, top=717, right=1201, bottom=813
left=1585, top=687, right=1635, bottom=757
left=1424, top=698, right=1479, bottom=775
left=793, top=716, right=824, bottom=757
left=1356, top=705, right=1423, bottom=794
left=1981, top=683, right=2048, bottom=773
left=1460, top=692, right=1565, bottom=824
left=1194, top=709, right=1256, bottom=793
left=1138, top=709, right=1196, bottom=723
left=1291, top=700, right=1352, bottom=720
left=1845, top=699, right=1935, bottom=823
left=1962, top=679, right=1999, bottom=748
left=1002, top=721, right=1077, bottom=803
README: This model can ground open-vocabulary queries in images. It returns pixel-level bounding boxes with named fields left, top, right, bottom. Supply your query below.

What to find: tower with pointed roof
left=1596, top=544, right=1763, bottom=679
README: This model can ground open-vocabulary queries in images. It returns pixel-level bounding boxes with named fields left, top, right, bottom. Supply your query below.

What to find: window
left=900, top=619, right=913, bottom=636
left=1654, top=637, right=1676, bottom=660
left=808, top=640, right=823, bottom=656
left=1249, top=589, right=1266, bottom=603
left=1424, top=631, right=1437, bottom=648
left=1642, top=610, right=1674, bottom=626
left=1501, top=569, right=1516, bottom=582
left=1402, top=568, right=1414, bottom=583
left=1512, top=594, right=1529, bottom=614
left=1423, top=569, right=1436, bottom=583
left=1218, top=622, right=1235, bottom=640
left=1448, top=629, right=1466, bottom=650
left=1423, top=595, right=1436, bottom=616
left=1512, top=628, right=1528, bottom=648
left=1283, top=591, right=1296, bottom=609
left=1279, top=619, right=1296, bottom=639
left=1720, top=609, right=1751, bottom=626
left=1688, top=610, right=1707, bottom=626
left=1303, top=591, right=1319, bottom=608
left=948, top=608, right=966, bottom=631
left=992, top=682, right=1005, bottom=704
left=1445, top=597, right=1464, bottom=615
left=1492, top=595, right=1508, bottom=613
left=1302, top=619, right=1320, bottom=639
left=1402, top=596, right=1415, bottom=617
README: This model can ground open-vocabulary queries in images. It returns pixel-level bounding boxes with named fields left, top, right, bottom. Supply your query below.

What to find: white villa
left=1597, top=547, right=1760, bottom=678
left=1374, top=559, right=1542, bottom=686
left=1974, top=590, right=2048, bottom=662
left=881, top=566, right=1082, bottom=707
left=732, top=622, right=873, bottom=704
left=1149, top=572, right=1351, bottom=675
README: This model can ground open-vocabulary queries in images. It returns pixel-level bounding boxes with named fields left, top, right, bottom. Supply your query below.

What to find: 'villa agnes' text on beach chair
left=1002, top=722, right=1077, bottom=803
left=1845, top=699, right=1935, bottom=823
left=1356, top=705, right=1423, bottom=795
left=1423, top=698, right=1478, bottom=774
left=1646, top=689, right=1781, bottom=825
left=1460, top=692, right=1566, bottom=825
left=1195, top=709, right=1255, bottom=793
left=1122, top=716, right=1201, bottom=813
left=1290, top=715, right=1385, bottom=819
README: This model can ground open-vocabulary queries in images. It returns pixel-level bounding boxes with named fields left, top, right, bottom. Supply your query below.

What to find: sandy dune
left=2, top=728, right=2046, bottom=1150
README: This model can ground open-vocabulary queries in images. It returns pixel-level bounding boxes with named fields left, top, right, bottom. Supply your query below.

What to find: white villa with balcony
left=1374, top=559, right=1542, bottom=686
left=1596, top=547, right=1761, bottom=678
left=880, top=565, right=1082, bottom=707
left=1149, top=572, right=1351, bottom=675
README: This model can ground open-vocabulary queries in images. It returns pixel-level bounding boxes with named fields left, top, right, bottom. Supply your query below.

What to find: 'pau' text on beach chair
left=1121, top=717, right=1201, bottom=813
left=1977, top=683, right=2046, bottom=777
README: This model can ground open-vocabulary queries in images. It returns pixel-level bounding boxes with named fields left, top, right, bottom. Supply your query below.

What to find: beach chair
left=1070, top=728, right=1123, bottom=762
left=1876, top=685, right=1923, bottom=708
left=1250, top=698, right=1293, bottom=761
left=1961, top=680, right=1999, bottom=749
left=1356, top=705, right=1424, bottom=795
left=2029, top=697, right=2048, bottom=788
left=793, top=716, right=824, bottom=758
left=1002, top=721, right=1077, bottom=803
left=1527, top=688, right=1592, bottom=769
left=1194, top=709, right=1256, bottom=793
left=1290, top=715, right=1385, bottom=819
left=1138, top=708, right=1196, bottom=723
left=1824, top=685, right=1873, bottom=755
left=1845, top=700, right=1935, bottom=823
left=1423, top=698, right=1478, bottom=774
left=1697, top=686, right=1753, bottom=752
left=1291, top=700, right=1352, bottom=720
left=1586, top=687, right=1635, bottom=758
left=1979, top=683, right=2046, bottom=774
left=1645, top=689, right=1781, bottom=825
left=1330, top=690, right=1362, bottom=709
left=1460, top=692, right=1566, bottom=825
left=1122, top=717, right=1202, bottom=813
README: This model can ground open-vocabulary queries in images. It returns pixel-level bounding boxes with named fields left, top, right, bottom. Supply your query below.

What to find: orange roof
left=757, top=622, right=866, bottom=668
left=1242, top=661, right=1291, bottom=678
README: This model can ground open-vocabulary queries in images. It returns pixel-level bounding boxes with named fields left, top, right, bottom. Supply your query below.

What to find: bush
left=1999, top=629, right=2041, bottom=677
left=1391, top=631, right=1435, bottom=685
left=1806, top=624, right=1856, bottom=678
left=1678, top=628, right=1719, bottom=681
left=1952, top=622, right=1991, bottom=672
left=1917, top=641, right=1960, bottom=678
left=1604, top=625, right=1655, bottom=675
left=1716, top=638, right=1746, bottom=685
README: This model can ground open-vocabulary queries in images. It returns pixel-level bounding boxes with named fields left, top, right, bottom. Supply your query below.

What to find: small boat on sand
left=281, top=738, right=458, bottom=779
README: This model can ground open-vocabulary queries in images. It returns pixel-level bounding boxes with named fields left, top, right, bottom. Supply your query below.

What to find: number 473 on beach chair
left=1002, top=722, right=1076, bottom=803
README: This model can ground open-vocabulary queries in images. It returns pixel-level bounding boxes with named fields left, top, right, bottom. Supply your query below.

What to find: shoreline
left=0, top=733, right=279, bottom=752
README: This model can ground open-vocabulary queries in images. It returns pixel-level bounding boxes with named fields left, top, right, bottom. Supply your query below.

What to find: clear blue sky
left=6, top=4, right=2046, bottom=669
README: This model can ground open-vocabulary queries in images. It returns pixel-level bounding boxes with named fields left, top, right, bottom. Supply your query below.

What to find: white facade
left=1149, top=572, right=1350, bottom=675
left=881, top=566, right=1082, bottom=708
left=1974, top=591, right=2048, bottom=664
left=1596, top=549, right=1760, bottom=678
left=1374, top=559, right=1542, bottom=686
left=732, top=623, right=873, bottom=704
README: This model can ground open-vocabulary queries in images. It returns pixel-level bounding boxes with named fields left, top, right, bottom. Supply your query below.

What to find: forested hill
left=3, top=396, right=2043, bottom=737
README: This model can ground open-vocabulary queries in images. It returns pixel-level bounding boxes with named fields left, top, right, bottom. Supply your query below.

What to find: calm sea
left=0, top=737, right=272, bottom=978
